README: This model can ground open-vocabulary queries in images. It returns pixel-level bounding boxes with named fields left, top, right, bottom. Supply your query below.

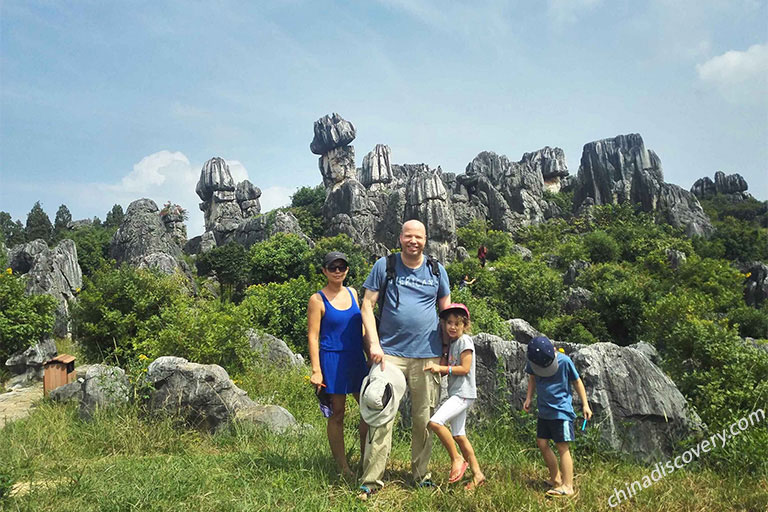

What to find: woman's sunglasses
left=326, top=264, right=348, bottom=272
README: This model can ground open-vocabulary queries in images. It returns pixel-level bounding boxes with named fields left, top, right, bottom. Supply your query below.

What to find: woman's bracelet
left=448, top=365, right=452, bottom=376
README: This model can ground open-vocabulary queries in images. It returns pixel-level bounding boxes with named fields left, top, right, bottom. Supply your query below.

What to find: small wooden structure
left=43, top=354, right=76, bottom=396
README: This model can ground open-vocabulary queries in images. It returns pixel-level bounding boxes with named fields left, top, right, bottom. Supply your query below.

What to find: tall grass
left=1, top=364, right=766, bottom=511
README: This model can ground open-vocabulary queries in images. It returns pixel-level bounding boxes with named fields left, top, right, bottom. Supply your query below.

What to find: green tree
left=53, top=204, right=72, bottom=240
left=248, top=233, right=311, bottom=284
left=289, top=185, right=326, bottom=239
left=63, top=224, right=115, bottom=277
left=0, top=212, right=26, bottom=247
left=196, top=242, right=249, bottom=302
left=456, top=218, right=489, bottom=252
left=0, top=269, right=56, bottom=364
left=582, top=230, right=620, bottom=263
left=104, top=204, right=125, bottom=229
left=493, top=256, right=564, bottom=324
left=25, top=201, right=53, bottom=243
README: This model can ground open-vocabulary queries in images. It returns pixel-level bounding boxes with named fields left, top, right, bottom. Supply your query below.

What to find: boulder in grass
left=247, top=329, right=304, bottom=368
left=5, top=338, right=57, bottom=390
left=145, top=356, right=297, bottom=433
left=471, top=334, right=702, bottom=462
left=80, top=365, right=130, bottom=419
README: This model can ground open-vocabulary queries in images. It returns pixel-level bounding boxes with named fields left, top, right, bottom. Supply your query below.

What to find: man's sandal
left=357, top=485, right=377, bottom=501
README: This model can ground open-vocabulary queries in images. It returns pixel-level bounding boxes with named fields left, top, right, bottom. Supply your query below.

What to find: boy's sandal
left=357, top=485, right=377, bottom=501
left=545, top=488, right=578, bottom=498
left=417, top=479, right=437, bottom=489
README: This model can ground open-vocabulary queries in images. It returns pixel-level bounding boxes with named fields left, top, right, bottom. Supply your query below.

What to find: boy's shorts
left=537, top=418, right=575, bottom=442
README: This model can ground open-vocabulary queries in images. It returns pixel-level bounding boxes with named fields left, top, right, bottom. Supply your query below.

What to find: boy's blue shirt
left=525, top=352, right=580, bottom=421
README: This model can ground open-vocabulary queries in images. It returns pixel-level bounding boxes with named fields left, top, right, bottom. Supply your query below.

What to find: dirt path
left=0, top=382, right=44, bottom=429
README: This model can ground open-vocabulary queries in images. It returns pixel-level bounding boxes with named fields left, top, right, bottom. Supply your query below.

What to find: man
left=357, top=219, right=451, bottom=498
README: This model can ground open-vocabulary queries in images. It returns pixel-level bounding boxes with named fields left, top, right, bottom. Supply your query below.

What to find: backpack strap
left=375, top=253, right=399, bottom=324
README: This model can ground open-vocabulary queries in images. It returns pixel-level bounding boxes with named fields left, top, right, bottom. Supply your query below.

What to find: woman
left=307, top=251, right=369, bottom=479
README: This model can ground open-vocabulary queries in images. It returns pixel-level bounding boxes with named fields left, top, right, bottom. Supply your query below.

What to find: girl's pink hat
left=439, top=303, right=470, bottom=320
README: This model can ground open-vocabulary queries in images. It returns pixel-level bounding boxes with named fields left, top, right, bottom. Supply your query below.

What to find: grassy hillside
left=2, top=363, right=766, bottom=512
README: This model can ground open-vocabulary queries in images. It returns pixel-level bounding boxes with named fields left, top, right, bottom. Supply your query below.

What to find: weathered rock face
left=360, top=144, right=393, bottom=189
left=573, top=134, right=713, bottom=237
left=110, top=199, right=185, bottom=275
left=521, top=146, right=569, bottom=193
left=80, top=365, right=130, bottom=419
left=691, top=171, right=750, bottom=200
left=4, top=338, right=57, bottom=389
left=564, top=287, right=593, bottom=314
left=320, top=146, right=357, bottom=190
left=310, top=113, right=356, bottom=155
left=9, top=239, right=83, bottom=337
left=472, top=334, right=701, bottom=461
left=160, top=206, right=188, bottom=247
left=404, top=165, right=457, bottom=262
left=247, top=329, right=304, bottom=368
left=145, top=356, right=297, bottom=433
left=191, top=158, right=303, bottom=253
left=744, top=262, right=768, bottom=307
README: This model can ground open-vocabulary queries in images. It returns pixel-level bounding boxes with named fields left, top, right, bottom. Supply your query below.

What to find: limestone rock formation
left=110, top=199, right=185, bottom=275
left=196, top=158, right=243, bottom=238
left=9, top=239, right=82, bottom=337
left=472, top=334, right=701, bottom=461
left=80, top=365, right=130, bottom=419
left=564, top=287, right=593, bottom=314
left=404, top=165, right=457, bottom=262
left=572, top=134, right=713, bottom=237
left=521, top=146, right=569, bottom=193
left=360, top=144, right=393, bottom=189
left=145, top=356, right=297, bottom=433
left=4, top=338, right=57, bottom=389
left=247, top=329, right=304, bottom=368
left=310, top=113, right=356, bottom=155
left=236, top=180, right=262, bottom=217
left=691, top=171, right=750, bottom=200
left=744, top=262, right=768, bottom=307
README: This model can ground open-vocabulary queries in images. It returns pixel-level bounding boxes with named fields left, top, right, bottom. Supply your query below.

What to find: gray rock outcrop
left=310, top=113, right=356, bottom=155
left=247, top=329, right=304, bottom=368
left=691, top=171, right=750, bottom=200
left=744, top=262, right=768, bottom=307
left=110, top=199, right=185, bottom=275
left=9, top=239, right=82, bottom=337
left=80, top=364, right=130, bottom=419
left=145, top=356, right=297, bottom=433
left=564, top=287, right=593, bottom=314
left=573, top=134, right=713, bottom=237
left=521, top=146, right=569, bottom=193
left=472, top=334, right=701, bottom=461
left=4, top=338, right=57, bottom=389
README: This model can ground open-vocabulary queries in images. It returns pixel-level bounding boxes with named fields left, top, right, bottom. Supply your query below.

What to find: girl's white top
left=447, top=334, right=476, bottom=399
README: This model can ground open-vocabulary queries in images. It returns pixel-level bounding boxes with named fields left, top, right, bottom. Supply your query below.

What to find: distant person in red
left=477, top=245, right=487, bottom=268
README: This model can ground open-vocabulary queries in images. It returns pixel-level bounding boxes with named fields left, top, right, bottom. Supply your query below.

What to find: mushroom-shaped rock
left=310, top=113, right=356, bottom=155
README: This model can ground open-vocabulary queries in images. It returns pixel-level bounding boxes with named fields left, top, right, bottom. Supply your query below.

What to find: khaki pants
left=360, top=354, right=441, bottom=489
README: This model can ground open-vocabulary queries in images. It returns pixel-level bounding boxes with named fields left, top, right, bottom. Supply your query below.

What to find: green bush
left=728, top=304, right=768, bottom=339
left=578, top=263, right=653, bottom=345
left=492, top=256, right=564, bottom=324
left=456, top=218, right=489, bottom=253
left=139, top=298, right=253, bottom=374
left=248, top=233, right=311, bottom=284
left=449, top=286, right=509, bottom=339
left=71, top=265, right=190, bottom=364
left=0, top=269, right=56, bottom=366
left=290, top=185, right=326, bottom=240
left=238, top=276, right=317, bottom=356
left=708, top=216, right=768, bottom=263
left=485, top=230, right=514, bottom=261
left=538, top=310, right=609, bottom=345
left=582, top=230, right=620, bottom=263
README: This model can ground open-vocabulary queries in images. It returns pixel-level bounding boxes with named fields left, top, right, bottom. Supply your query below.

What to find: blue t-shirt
left=525, top=353, right=580, bottom=420
left=363, top=254, right=450, bottom=358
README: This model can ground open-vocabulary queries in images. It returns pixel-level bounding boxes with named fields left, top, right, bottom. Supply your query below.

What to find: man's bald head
left=401, top=219, right=426, bottom=236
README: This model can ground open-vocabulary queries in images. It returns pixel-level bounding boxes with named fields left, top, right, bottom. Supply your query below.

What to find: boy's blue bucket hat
left=527, top=336, right=559, bottom=377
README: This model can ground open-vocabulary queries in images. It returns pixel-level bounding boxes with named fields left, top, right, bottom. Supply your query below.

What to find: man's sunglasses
left=326, top=264, right=348, bottom=272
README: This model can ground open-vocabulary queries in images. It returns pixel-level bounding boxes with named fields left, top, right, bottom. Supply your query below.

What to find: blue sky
left=1, top=0, right=766, bottom=236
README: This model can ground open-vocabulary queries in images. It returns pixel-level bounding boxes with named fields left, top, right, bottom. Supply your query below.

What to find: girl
left=425, top=303, right=486, bottom=490
left=307, top=251, right=369, bottom=479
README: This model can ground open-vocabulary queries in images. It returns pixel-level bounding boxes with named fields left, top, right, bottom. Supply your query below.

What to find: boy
left=523, top=336, right=592, bottom=498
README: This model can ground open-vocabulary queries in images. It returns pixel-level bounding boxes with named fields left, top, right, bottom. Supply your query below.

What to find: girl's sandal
left=465, top=478, right=486, bottom=491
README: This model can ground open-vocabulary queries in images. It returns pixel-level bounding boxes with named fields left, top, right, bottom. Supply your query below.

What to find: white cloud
left=696, top=43, right=768, bottom=104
